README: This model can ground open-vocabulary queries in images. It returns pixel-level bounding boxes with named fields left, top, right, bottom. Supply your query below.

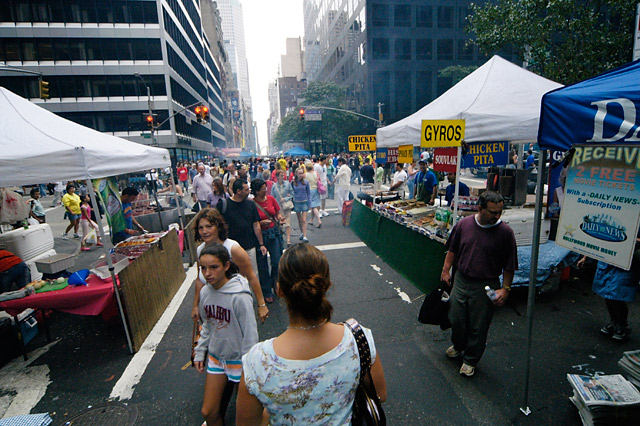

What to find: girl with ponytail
left=236, top=243, right=387, bottom=425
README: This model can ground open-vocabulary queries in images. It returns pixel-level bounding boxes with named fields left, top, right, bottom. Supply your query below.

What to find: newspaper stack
left=567, top=374, right=640, bottom=426
left=618, top=350, right=640, bottom=388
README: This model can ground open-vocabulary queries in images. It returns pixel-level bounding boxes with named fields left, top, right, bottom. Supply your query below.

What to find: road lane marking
left=109, top=265, right=197, bottom=401
left=315, top=242, right=366, bottom=251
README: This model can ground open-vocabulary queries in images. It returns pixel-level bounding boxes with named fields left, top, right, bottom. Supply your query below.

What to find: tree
left=272, top=81, right=375, bottom=151
left=467, top=0, right=636, bottom=85
left=438, top=65, right=478, bottom=85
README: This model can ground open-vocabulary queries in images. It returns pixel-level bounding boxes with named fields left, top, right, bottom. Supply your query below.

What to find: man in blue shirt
left=445, top=172, right=470, bottom=206
left=112, top=187, right=147, bottom=244
left=414, top=160, right=438, bottom=204
left=525, top=150, right=535, bottom=169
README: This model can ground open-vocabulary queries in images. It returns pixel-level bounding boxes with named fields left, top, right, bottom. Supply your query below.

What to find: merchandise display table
left=0, top=274, right=117, bottom=317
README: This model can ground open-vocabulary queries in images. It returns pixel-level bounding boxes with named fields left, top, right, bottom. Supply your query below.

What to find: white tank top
left=197, top=239, right=240, bottom=283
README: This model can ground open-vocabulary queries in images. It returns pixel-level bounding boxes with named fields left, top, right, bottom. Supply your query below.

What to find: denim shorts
left=293, top=200, right=309, bottom=213
left=65, top=212, right=81, bottom=221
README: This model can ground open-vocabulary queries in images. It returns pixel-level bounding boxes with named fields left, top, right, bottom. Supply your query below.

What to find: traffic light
left=195, top=105, right=210, bottom=123
left=145, top=114, right=154, bottom=129
left=299, top=108, right=305, bottom=121
left=39, top=80, right=49, bottom=99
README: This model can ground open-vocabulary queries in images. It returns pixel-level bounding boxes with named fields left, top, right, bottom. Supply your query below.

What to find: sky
left=242, top=0, right=304, bottom=154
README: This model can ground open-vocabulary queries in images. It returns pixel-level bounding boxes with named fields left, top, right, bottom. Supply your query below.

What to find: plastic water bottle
left=485, top=286, right=498, bottom=301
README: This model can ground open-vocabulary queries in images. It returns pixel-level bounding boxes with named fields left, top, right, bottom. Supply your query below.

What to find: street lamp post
left=134, top=73, right=157, bottom=147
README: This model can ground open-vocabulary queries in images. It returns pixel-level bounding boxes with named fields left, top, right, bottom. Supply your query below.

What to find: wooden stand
left=118, top=231, right=186, bottom=351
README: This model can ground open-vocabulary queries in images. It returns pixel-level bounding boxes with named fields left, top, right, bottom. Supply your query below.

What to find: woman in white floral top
left=236, top=244, right=387, bottom=425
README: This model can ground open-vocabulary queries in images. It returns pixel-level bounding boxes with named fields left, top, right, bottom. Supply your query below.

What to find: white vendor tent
left=0, top=87, right=170, bottom=187
left=0, top=86, right=171, bottom=354
left=376, top=55, right=562, bottom=147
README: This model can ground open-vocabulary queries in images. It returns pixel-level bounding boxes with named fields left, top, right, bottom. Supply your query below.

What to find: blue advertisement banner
left=376, top=148, right=388, bottom=164
left=461, top=142, right=509, bottom=168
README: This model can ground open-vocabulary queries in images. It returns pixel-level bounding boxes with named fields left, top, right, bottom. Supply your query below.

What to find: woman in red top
left=251, top=178, right=284, bottom=303
left=0, top=250, right=30, bottom=293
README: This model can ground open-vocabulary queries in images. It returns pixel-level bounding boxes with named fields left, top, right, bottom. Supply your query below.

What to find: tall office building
left=215, top=0, right=255, bottom=151
left=303, top=0, right=504, bottom=126
left=0, top=0, right=225, bottom=163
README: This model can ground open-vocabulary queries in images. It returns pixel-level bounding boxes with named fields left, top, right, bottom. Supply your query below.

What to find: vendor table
left=349, top=201, right=447, bottom=294
left=0, top=275, right=117, bottom=360
left=0, top=274, right=116, bottom=317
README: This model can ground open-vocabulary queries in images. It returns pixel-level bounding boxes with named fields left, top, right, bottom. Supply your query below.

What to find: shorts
left=293, top=200, right=308, bottom=213
left=206, top=353, right=243, bottom=382
left=65, top=213, right=81, bottom=221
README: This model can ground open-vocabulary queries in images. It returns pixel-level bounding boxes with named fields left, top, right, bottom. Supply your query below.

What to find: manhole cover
left=64, top=402, right=138, bottom=425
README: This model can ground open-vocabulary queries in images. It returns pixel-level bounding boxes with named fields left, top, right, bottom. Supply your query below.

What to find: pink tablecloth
left=0, top=274, right=117, bottom=316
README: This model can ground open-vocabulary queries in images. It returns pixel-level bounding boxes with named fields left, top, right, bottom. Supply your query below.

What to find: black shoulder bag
left=344, top=318, right=386, bottom=426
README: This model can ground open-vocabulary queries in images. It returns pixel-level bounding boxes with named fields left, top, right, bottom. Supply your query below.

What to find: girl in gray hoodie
left=194, top=243, right=258, bottom=426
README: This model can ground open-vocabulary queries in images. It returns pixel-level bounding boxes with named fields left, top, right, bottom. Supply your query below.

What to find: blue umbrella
left=284, top=146, right=310, bottom=156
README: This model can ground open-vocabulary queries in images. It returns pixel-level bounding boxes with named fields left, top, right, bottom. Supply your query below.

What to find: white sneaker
left=61, top=233, right=68, bottom=240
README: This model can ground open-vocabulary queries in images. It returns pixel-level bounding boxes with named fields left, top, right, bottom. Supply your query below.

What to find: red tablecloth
left=0, top=274, right=117, bottom=316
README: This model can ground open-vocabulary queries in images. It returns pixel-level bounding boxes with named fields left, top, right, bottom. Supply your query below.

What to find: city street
left=1, top=187, right=638, bottom=425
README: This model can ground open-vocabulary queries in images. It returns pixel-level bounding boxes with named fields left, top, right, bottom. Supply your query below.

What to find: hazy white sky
left=242, top=0, right=304, bottom=153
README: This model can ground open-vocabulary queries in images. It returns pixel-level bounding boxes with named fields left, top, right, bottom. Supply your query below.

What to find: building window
left=437, top=39, right=453, bottom=61
left=437, top=6, right=453, bottom=28
left=416, top=71, right=432, bottom=107
left=459, top=7, right=470, bottom=29
left=458, top=40, right=474, bottom=61
left=416, top=6, right=432, bottom=28
left=372, top=38, right=389, bottom=60
left=395, top=39, right=411, bottom=60
left=395, top=71, right=411, bottom=117
left=371, top=4, right=389, bottom=27
left=437, top=74, right=453, bottom=96
left=415, top=39, right=432, bottom=60
left=394, top=5, right=411, bottom=27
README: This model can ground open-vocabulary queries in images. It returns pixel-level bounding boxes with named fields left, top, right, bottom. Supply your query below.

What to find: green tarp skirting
left=349, top=201, right=447, bottom=294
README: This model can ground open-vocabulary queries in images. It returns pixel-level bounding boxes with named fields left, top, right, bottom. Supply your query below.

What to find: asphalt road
left=1, top=187, right=638, bottom=425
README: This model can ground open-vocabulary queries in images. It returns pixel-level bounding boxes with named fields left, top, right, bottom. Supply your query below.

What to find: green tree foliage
left=272, top=81, right=375, bottom=150
left=467, top=0, right=636, bottom=85
left=438, top=65, right=479, bottom=85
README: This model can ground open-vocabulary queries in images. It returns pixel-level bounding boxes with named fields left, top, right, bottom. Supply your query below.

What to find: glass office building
left=304, top=0, right=508, bottom=125
left=0, top=0, right=225, bottom=163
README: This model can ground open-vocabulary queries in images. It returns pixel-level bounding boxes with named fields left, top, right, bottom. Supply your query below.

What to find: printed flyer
left=557, top=144, right=640, bottom=270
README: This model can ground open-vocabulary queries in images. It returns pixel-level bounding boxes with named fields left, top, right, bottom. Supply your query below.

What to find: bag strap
left=253, top=199, right=279, bottom=227
left=344, top=318, right=372, bottom=379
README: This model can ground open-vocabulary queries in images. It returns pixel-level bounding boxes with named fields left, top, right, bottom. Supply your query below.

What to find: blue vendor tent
left=285, top=146, right=311, bottom=156
left=538, top=59, right=640, bottom=151
left=520, top=60, right=640, bottom=415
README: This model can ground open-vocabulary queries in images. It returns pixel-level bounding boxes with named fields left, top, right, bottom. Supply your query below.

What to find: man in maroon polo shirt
left=440, top=191, right=517, bottom=377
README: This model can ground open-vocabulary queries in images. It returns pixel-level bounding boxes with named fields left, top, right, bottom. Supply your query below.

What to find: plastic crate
left=90, top=253, right=129, bottom=279
left=35, top=253, right=76, bottom=274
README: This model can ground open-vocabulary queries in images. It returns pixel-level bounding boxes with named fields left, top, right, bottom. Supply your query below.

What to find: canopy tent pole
left=80, top=150, right=134, bottom=354
left=520, top=149, right=548, bottom=415
left=451, top=146, right=462, bottom=226
left=147, top=170, right=164, bottom=231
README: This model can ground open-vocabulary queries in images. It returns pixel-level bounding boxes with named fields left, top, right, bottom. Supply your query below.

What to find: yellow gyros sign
left=421, top=120, right=465, bottom=147
left=348, top=135, right=376, bottom=152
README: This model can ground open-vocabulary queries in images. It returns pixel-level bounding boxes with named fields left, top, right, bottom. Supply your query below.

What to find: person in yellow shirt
left=61, top=184, right=81, bottom=239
